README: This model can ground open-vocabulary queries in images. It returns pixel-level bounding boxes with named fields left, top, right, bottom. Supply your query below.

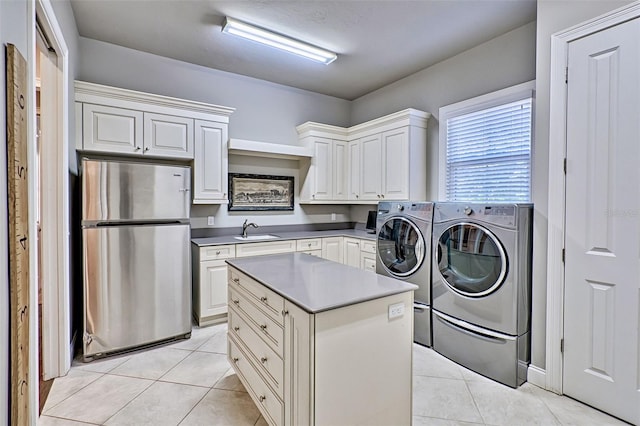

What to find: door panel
left=563, top=18, right=640, bottom=424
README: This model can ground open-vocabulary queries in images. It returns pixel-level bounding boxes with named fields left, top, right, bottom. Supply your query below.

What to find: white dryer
left=376, top=201, right=433, bottom=346
left=431, top=202, right=533, bottom=387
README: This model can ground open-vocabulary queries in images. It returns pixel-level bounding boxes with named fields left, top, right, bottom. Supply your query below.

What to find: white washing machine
left=431, top=202, right=533, bottom=387
left=376, top=201, right=433, bottom=346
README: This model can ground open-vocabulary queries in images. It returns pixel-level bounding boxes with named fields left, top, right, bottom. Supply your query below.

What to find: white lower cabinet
left=296, top=238, right=322, bottom=258
left=321, top=237, right=343, bottom=263
left=343, top=237, right=361, bottom=268
left=360, top=239, right=377, bottom=273
left=228, top=264, right=413, bottom=425
left=191, top=244, right=236, bottom=326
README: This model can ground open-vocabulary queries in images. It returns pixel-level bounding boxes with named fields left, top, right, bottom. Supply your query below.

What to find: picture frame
left=228, top=173, right=294, bottom=211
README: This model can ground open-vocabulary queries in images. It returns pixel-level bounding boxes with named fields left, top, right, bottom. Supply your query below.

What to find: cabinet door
left=283, top=301, right=313, bottom=426
left=193, top=120, right=228, bottom=203
left=343, top=237, right=361, bottom=268
left=322, top=237, right=344, bottom=263
left=311, top=137, right=333, bottom=201
left=83, top=103, right=143, bottom=154
left=143, top=112, right=194, bottom=159
left=360, top=134, right=382, bottom=200
left=333, top=140, right=348, bottom=200
left=381, top=127, right=409, bottom=200
left=360, top=253, right=376, bottom=273
left=199, top=259, right=229, bottom=318
left=348, top=139, right=361, bottom=201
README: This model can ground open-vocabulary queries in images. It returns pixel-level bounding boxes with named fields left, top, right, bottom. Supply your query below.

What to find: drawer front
left=229, top=336, right=283, bottom=426
left=200, top=245, right=236, bottom=261
left=229, top=307, right=284, bottom=398
left=235, top=240, right=296, bottom=258
left=299, top=250, right=322, bottom=258
left=361, top=253, right=377, bottom=273
left=296, top=238, right=322, bottom=251
left=361, top=240, right=376, bottom=254
left=229, top=285, right=284, bottom=356
left=228, top=268, right=284, bottom=325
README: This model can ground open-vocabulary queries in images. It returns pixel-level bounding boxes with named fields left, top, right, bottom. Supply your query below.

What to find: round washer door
left=377, top=217, right=425, bottom=277
left=436, top=222, right=508, bottom=297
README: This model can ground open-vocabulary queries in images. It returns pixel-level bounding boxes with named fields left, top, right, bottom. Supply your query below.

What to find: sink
left=234, top=235, right=280, bottom=241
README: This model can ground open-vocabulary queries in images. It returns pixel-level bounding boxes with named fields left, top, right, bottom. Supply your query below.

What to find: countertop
left=226, top=252, right=417, bottom=313
left=192, top=228, right=376, bottom=247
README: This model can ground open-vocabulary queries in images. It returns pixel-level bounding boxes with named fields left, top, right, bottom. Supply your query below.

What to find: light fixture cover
left=222, top=17, right=337, bottom=65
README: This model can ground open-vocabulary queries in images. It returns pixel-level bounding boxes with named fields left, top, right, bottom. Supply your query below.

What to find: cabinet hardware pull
left=232, top=357, right=239, bottom=363
left=259, top=395, right=266, bottom=402
left=261, top=357, right=267, bottom=363
left=216, top=250, right=221, bottom=255
left=135, top=146, right=141, bottom=151
left=282, top=310, right=289, bottom=316
left=381, top=194, right=384, bottom=198
left=234, top=326, right=240, bottom=331
left=260, top=296, right=268, bottom=303
left=356, top=194, right=359, bottom=198
left=144, top=147, right=150, bottom=152
left=260, top=324, right=267, bottom=330
left=233, top=299, right=239, bottom=305
left=233, top=278, right=239, bottom=283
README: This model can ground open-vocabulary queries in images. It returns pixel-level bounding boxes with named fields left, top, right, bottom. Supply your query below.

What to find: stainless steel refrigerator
left=81, top=158, right=192, bottom=360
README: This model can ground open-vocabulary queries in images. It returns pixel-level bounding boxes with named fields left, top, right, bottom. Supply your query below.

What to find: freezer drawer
left=82, top=159, right=190, bottom=222
left=82, top=224, right=191, bottom=358
left=432, top=310, right=529, bottom=388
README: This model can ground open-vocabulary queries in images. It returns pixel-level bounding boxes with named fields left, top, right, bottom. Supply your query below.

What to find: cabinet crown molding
left=75, top=81, right=235, bottom=121
left=228, top=138, right=313, bottom=160
left=296, top=108, right=431, bottom=140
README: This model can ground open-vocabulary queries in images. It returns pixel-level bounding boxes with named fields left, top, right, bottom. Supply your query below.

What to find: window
left=439, top=81, right=534, bottom=202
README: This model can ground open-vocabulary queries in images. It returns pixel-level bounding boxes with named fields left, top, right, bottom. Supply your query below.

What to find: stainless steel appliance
left=431, top=202, right=533, bottom=387
left=81, top=158, right=192, bottom=360
left=376, top=201, right=433, bottom=346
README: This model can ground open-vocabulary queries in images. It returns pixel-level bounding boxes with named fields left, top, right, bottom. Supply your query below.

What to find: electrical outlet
left=207, top=216, right=215, bottom=226
left=388, top=302, right=405, bottom=320
left=331, top=213, right=336, bottom=221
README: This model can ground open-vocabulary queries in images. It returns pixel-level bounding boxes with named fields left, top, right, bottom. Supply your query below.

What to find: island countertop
left=226, top=252, right=418, bottom=314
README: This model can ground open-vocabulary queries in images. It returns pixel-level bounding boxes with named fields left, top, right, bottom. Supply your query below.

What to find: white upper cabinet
left=193, top=120, right=228, bottom=204
left=75, top=81, right=234, bottom=204
left=143, top=112, right=194, bottom=159
left=297, top=109, right=430, bottom=204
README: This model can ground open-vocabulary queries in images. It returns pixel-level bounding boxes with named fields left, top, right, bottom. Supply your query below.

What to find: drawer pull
left=232, top=299, right=239, bottom=305
left=260, top=324, right=268, bottom=331
left=260, top=356, right=268, bottom=363
left=260, top=296, right=268, bottom=303
left=282, top=310, right=289, bottom=316
left=234, top=326, right=240, bottom=332
left=233, top=278, right=240, bottom=283
left=259, top=395, right=266, bottom=403
left=216, top=250, right=221, bottom=255
left=232, top=357, right=239, bottom=363
left=307, top=243, right=312, bottom=248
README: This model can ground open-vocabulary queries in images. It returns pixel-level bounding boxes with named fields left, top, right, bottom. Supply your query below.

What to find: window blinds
left=445, top=98, right=532, bottom=202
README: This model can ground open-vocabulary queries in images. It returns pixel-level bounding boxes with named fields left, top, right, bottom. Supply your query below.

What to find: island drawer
left=199, top=244, right=236, bottom=261
left=228, top=267, right=284, bottom=326
left=296, top=238, right=322, bottom=251
left=229, top=306, right=284, bottom=398
left=229, top=285, right=284, bottom=356
left=361, top=240, right=376, bottom=254
left=229, top=335, right=283, bottom=426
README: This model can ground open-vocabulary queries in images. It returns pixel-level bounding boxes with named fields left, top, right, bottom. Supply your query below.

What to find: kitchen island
left=226, top=252, right=417, bottom=426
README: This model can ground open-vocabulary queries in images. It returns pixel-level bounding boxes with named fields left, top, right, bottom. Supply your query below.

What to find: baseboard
left=527, top=364, right=546, bottom=389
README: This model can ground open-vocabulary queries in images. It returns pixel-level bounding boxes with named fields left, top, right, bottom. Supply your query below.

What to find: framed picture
left=228, top=173, right=294, bottom=211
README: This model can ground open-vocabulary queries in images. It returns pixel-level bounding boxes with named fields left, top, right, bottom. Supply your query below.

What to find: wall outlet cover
left=207, top=216, right=215, bottom=226
left=388, top=302, right=405, bottom=320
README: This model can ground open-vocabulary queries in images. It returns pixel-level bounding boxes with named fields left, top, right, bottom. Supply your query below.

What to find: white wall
left=532, top=0, right=634, bottom=369
left=1, top=1, right=30, bottom=422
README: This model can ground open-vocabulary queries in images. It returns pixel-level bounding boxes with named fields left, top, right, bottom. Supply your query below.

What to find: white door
left=312, top=138, right=333, bottom=200
left=193, top=120, right=227, bottom=203
left=563, top=18, right=640, bottom=425
left=348, top=139, right=361, bottom=200
left=381, top=127, right=408, bottom=200
left=343, top=238, right=361, bottom=268
left=143, top=113, right=193, bottom=159
left=333, top=140, right=348, bottom=200
left=360, top=134, right=382, bottom=200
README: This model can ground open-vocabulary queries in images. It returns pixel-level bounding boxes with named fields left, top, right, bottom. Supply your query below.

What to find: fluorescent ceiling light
left=222, top=17, right=337, bottom=65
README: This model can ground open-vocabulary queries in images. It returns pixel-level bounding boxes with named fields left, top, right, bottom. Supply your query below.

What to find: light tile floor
left=38, top=323, right=628, bottom=425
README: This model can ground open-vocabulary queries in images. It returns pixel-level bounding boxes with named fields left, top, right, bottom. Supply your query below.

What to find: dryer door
left=377, top=216, right=425, bottom=277
left=436, top=222, right=507, bottom=297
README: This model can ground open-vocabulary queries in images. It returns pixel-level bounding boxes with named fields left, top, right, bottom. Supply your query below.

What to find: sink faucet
left=242, top=219, right=259, bottom=238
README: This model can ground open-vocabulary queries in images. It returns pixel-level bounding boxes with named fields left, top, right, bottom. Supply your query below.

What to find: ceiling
left=69, top=0, right=537, bottom=101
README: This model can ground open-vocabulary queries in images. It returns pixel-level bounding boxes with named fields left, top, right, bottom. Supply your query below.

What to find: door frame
left=32, top=0, right=70, bottom=402
left=546, top=1, right=640, bottom=394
